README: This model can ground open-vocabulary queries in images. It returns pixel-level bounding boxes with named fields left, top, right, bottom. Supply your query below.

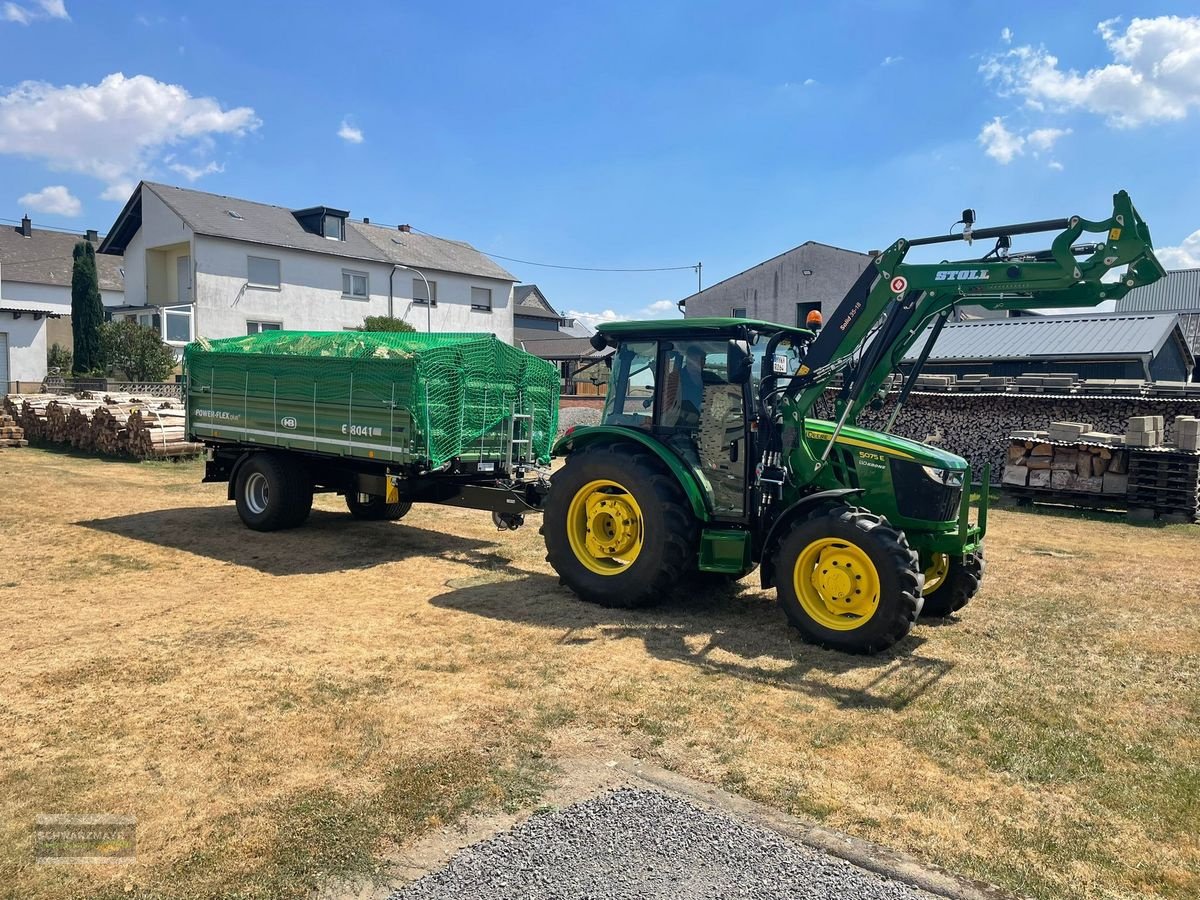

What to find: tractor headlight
left=921, top=465, right=965, bottom=487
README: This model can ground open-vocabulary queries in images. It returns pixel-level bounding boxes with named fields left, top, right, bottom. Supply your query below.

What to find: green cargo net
left=183, top=331, right=560, bottom=467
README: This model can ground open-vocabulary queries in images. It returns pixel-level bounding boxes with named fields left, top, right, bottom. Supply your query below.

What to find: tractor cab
left=592, top=319, right=778, bottom=519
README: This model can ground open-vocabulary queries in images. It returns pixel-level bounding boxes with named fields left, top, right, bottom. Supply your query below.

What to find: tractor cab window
left=602, top=340, right=657, bottom=429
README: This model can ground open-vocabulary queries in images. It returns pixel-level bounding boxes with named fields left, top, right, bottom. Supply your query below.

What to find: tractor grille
left=890, top=459, right=962, bottom=522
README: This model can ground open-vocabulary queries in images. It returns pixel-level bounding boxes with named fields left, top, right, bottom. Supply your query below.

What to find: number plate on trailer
left=478, top=462, right=495, bottom=472
left=772, top=355, right=789, bottom=374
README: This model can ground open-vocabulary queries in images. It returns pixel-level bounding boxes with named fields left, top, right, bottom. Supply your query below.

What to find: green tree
left=99, top=320, right=178, bottom=382
left=46, top=342, right=73, bottom=374
left=70, top=241, right=105, bottom=375
left=361, top=315, right=416, bottom=333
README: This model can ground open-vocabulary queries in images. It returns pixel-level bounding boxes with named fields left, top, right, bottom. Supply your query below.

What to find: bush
left=100, top=320, right=178, bottom=382
left=361, top=316, right=416, bottom=333
left=47, top=343, right=72, bottom=374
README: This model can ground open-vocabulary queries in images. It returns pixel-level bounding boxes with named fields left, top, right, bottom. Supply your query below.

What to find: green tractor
left=543, top=192, right=1165, bottom=653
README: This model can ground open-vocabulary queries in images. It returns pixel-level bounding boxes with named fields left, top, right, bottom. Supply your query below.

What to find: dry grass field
left=1, top=446, right=1198, bottom=900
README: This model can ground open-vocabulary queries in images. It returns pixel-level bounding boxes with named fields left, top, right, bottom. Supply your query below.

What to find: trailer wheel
left=775, top=505, right=922, bottom=654
left=346, top=492, right=412, bottom=521
left=919, top=548, right=985, bottom=618
left=543, top=442, right=698, bottom=608
left=235, top=453, right=308, bottom=532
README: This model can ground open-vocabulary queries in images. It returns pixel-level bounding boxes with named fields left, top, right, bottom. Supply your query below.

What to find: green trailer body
left=184, top=331, right=560, bottom=469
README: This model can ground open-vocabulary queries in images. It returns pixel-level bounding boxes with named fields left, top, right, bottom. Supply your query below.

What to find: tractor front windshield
left=602, top=340, right=657, bottom=429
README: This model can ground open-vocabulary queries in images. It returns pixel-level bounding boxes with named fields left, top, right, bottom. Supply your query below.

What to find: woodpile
left=0, top=410, right=27, bottom=449
left=0, top=393, right=203, bottom=461
left=1002, top=434, right=1130, bottom=495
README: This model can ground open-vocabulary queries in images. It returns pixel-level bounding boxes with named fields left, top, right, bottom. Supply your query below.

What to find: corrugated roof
left=904, top=313, right=1190, bottom=363
left=0, top=299, right=65, bottom=315
left=1115, top=267, right=1200, bottom=312
left=102, top=182, right=515, bottom=282
left=0, top=224, right=123, bottom=291
left=515, top=328, right=605, bottom=360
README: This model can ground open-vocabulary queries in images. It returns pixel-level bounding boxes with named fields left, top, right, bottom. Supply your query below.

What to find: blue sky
left=2, top=1, right=1199, bottom=326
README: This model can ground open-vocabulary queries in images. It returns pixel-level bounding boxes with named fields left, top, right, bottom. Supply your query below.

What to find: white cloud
left=1047, top=160, right=1064, bottom=171
left=1001, top=27, right=1013, bottom=44
left=18, top=184, right=81, bottom=216
left=881, top=55, right=903, bottom=66
left=981, top=15, right=1200, bottom=128
left=167, top=159, right=223, bottom=181
left=568, top=300, right=681, bottom=330
left=3, top=0, right=67, bottom=23
left=1026, top=126, right=1071, bottom=151
left=1155, top=229, right=1200, bottom=269
left=0, top=73, right=259, bottom=196
left=338, top=118, right=364, bottom=144
left=978, top=117, right=1024, bottom=163
left=803, top=77, right=816, bottom=86
left=100, top=181, right=136, bottom=202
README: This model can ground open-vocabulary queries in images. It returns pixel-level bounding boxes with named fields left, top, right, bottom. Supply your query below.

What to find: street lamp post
left=395, top=264, right=433, bottom=332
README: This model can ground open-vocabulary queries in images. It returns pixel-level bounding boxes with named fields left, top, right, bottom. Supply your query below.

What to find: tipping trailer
left=185, top=330, right=559, bottom=529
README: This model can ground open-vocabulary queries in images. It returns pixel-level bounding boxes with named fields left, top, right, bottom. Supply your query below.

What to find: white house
left=1, top=216, right=125, bottom=392
left=99, top=183, right=518, bottom=350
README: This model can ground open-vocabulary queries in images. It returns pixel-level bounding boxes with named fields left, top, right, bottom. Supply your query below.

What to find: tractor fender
left=225, top=449, right=260, bottom=500
left=553, top=425, right=710, bottom=521
left=759, top=488, right=865, bottom=589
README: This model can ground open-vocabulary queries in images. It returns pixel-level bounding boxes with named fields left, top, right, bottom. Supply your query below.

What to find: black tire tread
left=346, top=492, right=412, bottom=521
left=920, top=549, right=985, bottom=618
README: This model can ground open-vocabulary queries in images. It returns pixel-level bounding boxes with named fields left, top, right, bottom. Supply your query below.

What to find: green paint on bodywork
left=552, top=425, right=711, bottom=520
left=598, top=317, right=814, bottom=339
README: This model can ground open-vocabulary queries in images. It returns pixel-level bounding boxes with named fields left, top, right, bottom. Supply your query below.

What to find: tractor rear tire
left=543, top=442, right=698, bottom=608
left=775, top=506, right=922, bottom=654
left=346, top=493, right=412, bottom=521
left=919, top=549, right=985, bottom=618
left=235, top=453, right=310, bottom=532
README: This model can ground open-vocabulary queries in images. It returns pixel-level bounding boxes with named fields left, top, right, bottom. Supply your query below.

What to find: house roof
left=0, top=224, right=123, bottom=291
left=1115, top=267, right=1200, bottom=313
left=100, top=182, right=515, bottom=282
left=903, top=312, right=1194, bottom=366
left=515, top=328, right=607, bottom=360
left=679, top=240, right=871, bottom=306
left=353, top=221, right=515, bottom=281
left=513, top=284, right=564, bottom=320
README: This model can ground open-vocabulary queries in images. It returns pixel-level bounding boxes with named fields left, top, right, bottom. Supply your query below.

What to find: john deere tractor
left=543, top=191, right=1164, bottom=653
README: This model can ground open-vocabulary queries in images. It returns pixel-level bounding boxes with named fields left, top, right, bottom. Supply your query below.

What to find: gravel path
left=390, top=788, right=937, bottom=900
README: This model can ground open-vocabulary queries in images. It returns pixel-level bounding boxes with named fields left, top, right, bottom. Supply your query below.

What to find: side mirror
left=589, top=332, right=609, bottom=352
left=727, top=340, right=752, bottom=384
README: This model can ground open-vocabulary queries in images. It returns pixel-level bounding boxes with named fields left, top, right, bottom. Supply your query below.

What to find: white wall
left=120, top=188, right=194, bottom=310
left=192, top=235, right=514, bottom=343
left=1, top=311, right=48, bottom=386
left=0, top=280, right=125, bottom=312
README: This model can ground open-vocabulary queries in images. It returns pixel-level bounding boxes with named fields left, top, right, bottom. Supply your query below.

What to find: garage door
left=0, top=332, right=8, bottom=390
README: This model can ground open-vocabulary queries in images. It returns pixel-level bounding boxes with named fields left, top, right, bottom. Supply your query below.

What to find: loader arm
left=783, top=190, right=1165, bottom=430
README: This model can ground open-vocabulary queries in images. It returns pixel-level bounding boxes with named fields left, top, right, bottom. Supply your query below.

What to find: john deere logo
left=280, top=417, right=297, bottom=429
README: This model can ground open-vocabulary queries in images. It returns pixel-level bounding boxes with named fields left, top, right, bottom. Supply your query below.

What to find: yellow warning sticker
left=1109, top=227, right=1122, bottom=240
left=798, top=365, right=810, bottom=376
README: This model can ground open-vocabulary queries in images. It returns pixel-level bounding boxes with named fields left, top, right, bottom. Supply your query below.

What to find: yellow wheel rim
left=565, top=479, right=645, bottom=576
left=923, top=553, right=950, bottom=595
left=792, top=537, right=881, bottom=631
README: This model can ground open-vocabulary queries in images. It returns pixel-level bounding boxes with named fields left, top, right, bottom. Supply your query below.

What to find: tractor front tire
left=919, top=549, right=985, bottom=618
left=543, top=442, right=698, bottom=608
left=346, top=493, right=412, bottom=521
left=775, top=506, right=922, bottom=654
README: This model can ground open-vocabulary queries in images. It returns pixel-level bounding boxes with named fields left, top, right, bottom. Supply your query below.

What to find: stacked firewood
left=0, top=409, right=27, bottom=448
left=1, top=393, right=202, bottom=460
left=1002, top=433, right=1130, bottom=495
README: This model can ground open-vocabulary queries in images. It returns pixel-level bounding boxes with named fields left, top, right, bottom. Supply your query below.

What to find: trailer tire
left=543, top=442, right=698, bottom=608
left=346, top=492, right=412, bottom=521
left=919, top=548, right=985, bottom=618
left=775, top=505, right=921, bottom=654
left=286, top=463, right=314, bottom=528
left=235, top=453, right=307, bottom=532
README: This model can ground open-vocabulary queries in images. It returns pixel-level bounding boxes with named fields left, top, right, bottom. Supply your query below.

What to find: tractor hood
left=800, top=419, right=966, bottom=470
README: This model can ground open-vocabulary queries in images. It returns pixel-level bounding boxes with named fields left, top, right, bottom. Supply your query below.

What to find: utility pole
left=696, top=261, right=702, bottom=293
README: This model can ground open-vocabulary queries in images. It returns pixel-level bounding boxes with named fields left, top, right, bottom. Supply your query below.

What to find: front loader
left=543, top=191, right=1164, bottom=653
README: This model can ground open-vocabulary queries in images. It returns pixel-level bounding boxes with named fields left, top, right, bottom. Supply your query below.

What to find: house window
left=471, top=287, right=492, bottom=311
left=342, top=270, right=369, bottom=299
left=247, top=321, right=282, bottom=334
left=162, top=305, right=193, bottom=344
left=323, top=214, right=344, bottom=241
left=248, top=256, right=281, bottom=289
left=731, top=307, right=747, bottom=318
left=125, top=312, right=160, bottom=331
left=413, top=278, right=438, bottom=306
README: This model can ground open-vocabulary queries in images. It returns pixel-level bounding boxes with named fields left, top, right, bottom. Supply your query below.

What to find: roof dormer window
left=323, top=214, right=344, bottom=241
left=292, top=205, right=350, bottom=240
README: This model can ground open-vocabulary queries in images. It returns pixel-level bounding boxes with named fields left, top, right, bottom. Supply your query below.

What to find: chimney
left=362, top=217, right=370, bottom=224
left=868, top=249, right=881, bottom=259
left=20, top=215, right=32, bottom=238
left=86, top=229, right=99, bottom=243
left=398, top=223, right=412, bottom=233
